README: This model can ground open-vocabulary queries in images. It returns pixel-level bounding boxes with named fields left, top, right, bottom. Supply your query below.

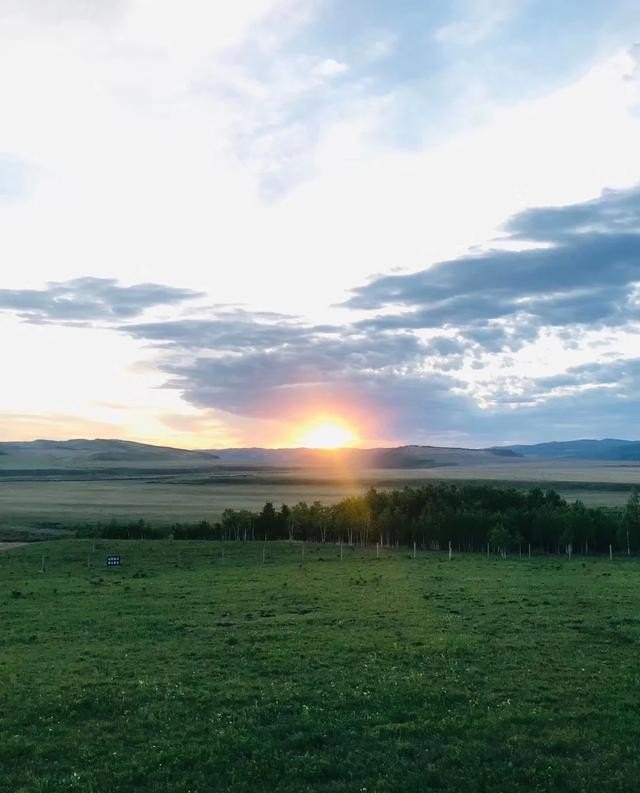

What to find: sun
left=298, top=420, right=358, bottom=449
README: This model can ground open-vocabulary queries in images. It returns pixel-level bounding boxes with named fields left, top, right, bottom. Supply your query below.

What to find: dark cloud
left=124, top=317, right=312, bottom=351
left=166, top=354, right=472, bottom=441
left=115, top=186, right=640, bottom=442
left=0, top=277, right=202, bottom=323
left=127, top=316, right=423, bottom=361
left=5, top=187, right=640, bottom=444
left=149, top=323, right=427, bottom=413
left=533, top=357, right=640, bottom=392
left=505, top=187, right=640, bottom=241
left=157, top=337, right=640, bottom=444
left=475, top=379, right=640, bottom=443
left=124, top=312, right=452, bottom=433
left=425, top=336, right=466, bottom=356
left=350, top=186, right=640, bottom=344
left=120, top=305, right=640, bottom=443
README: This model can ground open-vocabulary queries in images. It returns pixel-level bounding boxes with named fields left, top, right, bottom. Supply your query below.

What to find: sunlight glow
left=297, top=420, right=359, bottom=449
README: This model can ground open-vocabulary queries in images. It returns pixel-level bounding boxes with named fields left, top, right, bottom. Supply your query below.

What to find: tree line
left=113, top=483, right=640, bottom=556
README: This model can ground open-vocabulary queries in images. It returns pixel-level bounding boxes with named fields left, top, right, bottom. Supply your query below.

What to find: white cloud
left=312, top=57, right=348, bottom=78
left=1, top=0, right=640, bottom=444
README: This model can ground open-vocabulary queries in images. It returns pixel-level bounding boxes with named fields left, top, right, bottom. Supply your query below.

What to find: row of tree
left=79, top=483, right=640, bottom=556
left=200, top=484, right=640, bottom=555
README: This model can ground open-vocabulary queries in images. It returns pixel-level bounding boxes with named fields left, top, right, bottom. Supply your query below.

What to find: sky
left=1, top=0, right=639, bottom=449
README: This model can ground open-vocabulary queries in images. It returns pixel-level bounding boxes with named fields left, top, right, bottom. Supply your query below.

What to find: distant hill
left=0, top=439, right=520, bottom=472
left=494, top=439, right=640, bottom=461
left=1, top=437, right=639, bottom=475
left=0, top=439, right=220, bottom=470
left=206, top=444, right=519, bottom=469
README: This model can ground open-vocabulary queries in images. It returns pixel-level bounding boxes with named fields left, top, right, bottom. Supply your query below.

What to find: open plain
left=1, top=461, right=639, bottom=537
left=2, top=540, right=640, bottom=792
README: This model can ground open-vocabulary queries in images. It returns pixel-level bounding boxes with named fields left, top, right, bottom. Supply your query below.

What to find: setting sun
left=297, top=420, right=358, bottom=449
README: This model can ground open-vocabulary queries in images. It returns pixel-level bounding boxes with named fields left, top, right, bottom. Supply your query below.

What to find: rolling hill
left=204, top=444, right=518, bottom=468
left=0, top=439, right=522, bottom=472
left=0, top=437, right=638, bottom=476
left=0, top=439, right=220, bottom=470
left=498, top=438, right=640, bottom=461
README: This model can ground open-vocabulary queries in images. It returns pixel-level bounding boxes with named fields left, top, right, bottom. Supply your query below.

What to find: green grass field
left=2, top=540, right=640, bottom=792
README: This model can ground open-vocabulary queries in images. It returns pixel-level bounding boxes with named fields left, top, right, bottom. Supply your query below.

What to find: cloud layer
left=1, top=3, right=640, bottom=445
left=350, top=187, right=640, bottom=347
left=0, top=183, right=638, bottom=444
left=125, top=186, right=640, bottom=442
left=0, top=278, right=201, bottom=323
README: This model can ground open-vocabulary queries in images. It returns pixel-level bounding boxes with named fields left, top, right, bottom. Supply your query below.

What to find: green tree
left=258, top=502, right=277, bottom=540
left=488, top=519, right=511, bottom=559
left=622, top=489, right=640, bottom=555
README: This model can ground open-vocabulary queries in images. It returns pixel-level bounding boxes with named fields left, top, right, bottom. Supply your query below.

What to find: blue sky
left=0, top=0, right=639, bottom=447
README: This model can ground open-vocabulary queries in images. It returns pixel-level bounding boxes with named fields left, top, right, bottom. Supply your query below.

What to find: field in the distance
left=1, top=440, right=639, bottom=535
left=1, top=461, right=640, bottom=535
left=2, top=540, right=640, bottom=792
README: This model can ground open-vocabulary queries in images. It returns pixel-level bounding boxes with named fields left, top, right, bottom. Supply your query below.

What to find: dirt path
left=0, top=542, right=27, bottom=553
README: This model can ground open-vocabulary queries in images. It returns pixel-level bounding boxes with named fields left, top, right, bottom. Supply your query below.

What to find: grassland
left=1, top=462, right=639, bottom=536
left=1, top=439, right=639, bottom=535
left=2, top=540, right=640, bottom=792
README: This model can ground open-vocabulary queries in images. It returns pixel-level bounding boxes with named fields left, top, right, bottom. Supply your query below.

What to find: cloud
left=113, top=185, right=640, bottom=443
left=349, top=186, right=640, bottom=348
left=2, top=4, right=640, bottom=447
left=505, top=185, right=640, bottom=240
left=215, top=2, right=640, bottom=197
left=3, top=184, right=640, bottom=446
left=121, top=310, right=449, bottom=436
left=533, top=356, right=640, bottom=392
left=473, top=368, right=640, bottom=443
left=312, top=58, right=348, bottom=78
left=0, top=277, right=202, bottom=323
left=125, top=315, right=313, bottom=351
left=164, top=356, right=470, bottom=442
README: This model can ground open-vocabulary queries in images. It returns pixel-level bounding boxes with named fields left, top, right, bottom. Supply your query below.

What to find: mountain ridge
left=1, top=437, right=639, bottom=470
left=497, top=438, right=640, bottom=461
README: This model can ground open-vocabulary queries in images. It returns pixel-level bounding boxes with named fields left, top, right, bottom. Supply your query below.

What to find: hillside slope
left=499, top=439, right=640, bottom=461
left=2, top=437, right=639, bottom=474
left=0, top=439, right=521, bottom=471
left=0, top=439, right=220, bottom=470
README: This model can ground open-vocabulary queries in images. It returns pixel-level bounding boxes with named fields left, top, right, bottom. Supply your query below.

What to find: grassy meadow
left=0, top=463, right=638, bottom=536
left=2, top=540, right=640, bottom=792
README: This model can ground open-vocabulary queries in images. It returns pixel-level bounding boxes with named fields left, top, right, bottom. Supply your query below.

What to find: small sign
left=106, top=555, right=121, bottom=567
